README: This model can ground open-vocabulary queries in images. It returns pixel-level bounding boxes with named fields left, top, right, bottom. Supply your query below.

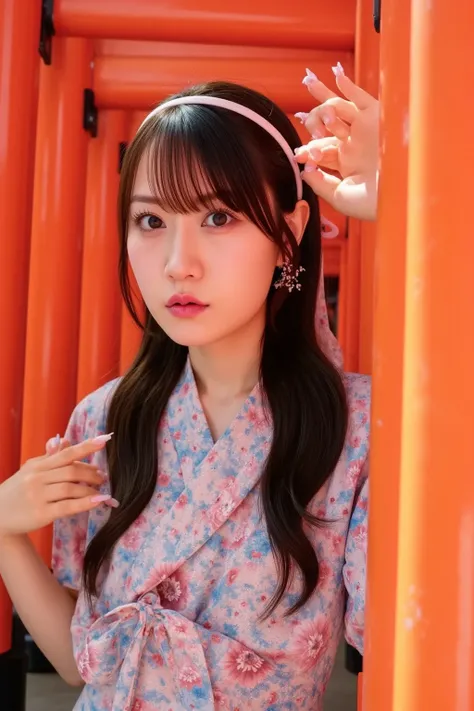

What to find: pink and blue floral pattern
left=52, top=360, right=370, bottom=710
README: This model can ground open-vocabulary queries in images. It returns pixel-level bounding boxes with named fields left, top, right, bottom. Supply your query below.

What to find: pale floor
left=26, top=644, right=357, bottom=711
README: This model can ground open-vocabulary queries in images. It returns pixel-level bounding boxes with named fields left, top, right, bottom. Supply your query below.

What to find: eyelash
left=130, top=209, right=238, bottom=230
left=131, top=211, right=162, bottom=229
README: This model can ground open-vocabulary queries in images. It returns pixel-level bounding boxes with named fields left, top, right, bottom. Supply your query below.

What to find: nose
left=164, top=219, right=203, bottom=282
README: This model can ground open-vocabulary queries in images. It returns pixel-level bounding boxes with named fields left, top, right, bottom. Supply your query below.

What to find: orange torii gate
left=0, top=0, right=473, bottom=710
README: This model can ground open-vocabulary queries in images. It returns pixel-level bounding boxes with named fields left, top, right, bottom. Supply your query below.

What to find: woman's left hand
left=294, top=66, right=380, bottom=221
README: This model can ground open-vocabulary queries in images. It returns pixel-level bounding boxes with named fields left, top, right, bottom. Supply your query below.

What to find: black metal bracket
left=83, top=89, right=98, bottom=138
left=118, top=142, right=128, bottom=172
left=39, top=0, right=55, bottom=65
left=374, top=0, right=381, bottom=32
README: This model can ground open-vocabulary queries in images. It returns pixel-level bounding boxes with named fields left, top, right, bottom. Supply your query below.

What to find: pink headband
left=140, top=94, right=343, bottom=369
left=142, top=95, right=303, bottom=197
left=141, top=95, right=338, bottom=239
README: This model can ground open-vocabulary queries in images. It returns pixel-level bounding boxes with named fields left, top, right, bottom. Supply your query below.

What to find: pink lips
left=166, top=294, right=208, bottom=318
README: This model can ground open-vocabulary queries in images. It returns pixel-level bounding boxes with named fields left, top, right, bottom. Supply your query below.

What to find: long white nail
left=302, top=68, right=318, bottom=86
left=46, top=434, right=61, bottom=452
left=294, top=112, right=310, bottom=124
left=91, top=494, right=119, bottom=508
left=91, top=433, right=113, bottom=445
left=332, top=62, right=345, bottom=78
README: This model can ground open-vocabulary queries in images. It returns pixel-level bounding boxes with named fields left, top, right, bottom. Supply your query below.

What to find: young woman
left=0, top=66, right=378, bottom=710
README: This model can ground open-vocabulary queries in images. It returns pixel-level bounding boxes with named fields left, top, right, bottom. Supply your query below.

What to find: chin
left=169, top=335, right=210, bottom=347
left=160, top=325, right=222, bottom=349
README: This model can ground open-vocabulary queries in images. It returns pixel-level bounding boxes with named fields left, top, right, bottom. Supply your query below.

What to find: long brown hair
left=83, top=81, right=348, bottom=616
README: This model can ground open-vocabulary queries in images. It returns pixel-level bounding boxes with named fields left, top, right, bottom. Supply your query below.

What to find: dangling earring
left=274, top=259, right=305, bottom=292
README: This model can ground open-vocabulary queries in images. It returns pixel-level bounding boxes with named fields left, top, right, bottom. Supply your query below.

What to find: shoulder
left=66, top=378, right=122, bottom=442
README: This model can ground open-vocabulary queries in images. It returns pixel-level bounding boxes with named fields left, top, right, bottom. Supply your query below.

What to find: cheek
left=127, top=237, right=162, bottom=292
left=232, top=239, right=278, bottom=284
left=218, top=238, right=277, bottom=307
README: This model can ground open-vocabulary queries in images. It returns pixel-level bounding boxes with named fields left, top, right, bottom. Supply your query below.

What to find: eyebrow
left=129, top=192, right=225, bottom=208
left=130, top=195, right=161, bottom=204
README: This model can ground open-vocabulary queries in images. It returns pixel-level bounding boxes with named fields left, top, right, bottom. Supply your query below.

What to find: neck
left=188, top=312, right=264, bottom=402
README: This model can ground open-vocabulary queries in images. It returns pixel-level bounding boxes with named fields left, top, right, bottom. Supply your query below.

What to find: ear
left=277, top=200, right=310, bottom=266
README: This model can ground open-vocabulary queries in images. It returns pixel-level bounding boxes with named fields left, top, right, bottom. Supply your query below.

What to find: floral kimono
left=52, top=273, right=371, bottom=710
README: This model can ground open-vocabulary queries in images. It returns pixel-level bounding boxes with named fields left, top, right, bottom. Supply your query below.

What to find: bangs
left=142, top=106, right=277, bottom=236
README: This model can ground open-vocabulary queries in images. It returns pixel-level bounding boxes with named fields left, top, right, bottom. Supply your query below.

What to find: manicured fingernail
left=294, top=146, right=305, bottom=156
left=304, top=164, right=316, bottom=173
left=91, top=494, right=119, bottom=507
left=97, top=470, right=108, bottom=479
left=46, top=434, right=61, bottom=450
left=294, top=112, right=309, bottom=124
left=91, top=433, right=113, bottom=445
left=332, top=62, right=345, bottom=78
left=302, top=68, right=318, bottom=86
left=91, top=494, right=113, bottom=503
left=321, top=112, right=332, bottom=125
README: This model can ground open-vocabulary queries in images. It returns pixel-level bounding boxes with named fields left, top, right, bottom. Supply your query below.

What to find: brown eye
left=205, top=211, right=232, bottom=228
left=148, top=216, right=162, bottom=228
left=135, top=213, right=163, bottom=231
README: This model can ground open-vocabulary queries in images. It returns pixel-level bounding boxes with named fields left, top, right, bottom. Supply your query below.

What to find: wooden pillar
left=354, top=0, right=380, bottom=374
left=362, top=0, right=410, bottom=708
left=0, top=0, right=41, bottom=656
left=77, top=110, right=128, bottom=401
left=21, top=39, right=92, bottom=563
left=393, top=1, right=474, bottom=708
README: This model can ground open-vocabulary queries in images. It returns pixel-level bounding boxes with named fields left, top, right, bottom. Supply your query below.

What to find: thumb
left=302, top=168, right=341, bottom=208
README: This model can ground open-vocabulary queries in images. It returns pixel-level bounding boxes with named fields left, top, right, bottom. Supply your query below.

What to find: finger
left=45, top=434, right=61, bottom=455
left=302, top=110, right=328, bottom=140
left=295, top=138, right=340, bottom=171
left=45, top=482, right=103, bottom=503
left=313, top=146, right=340, bottom=172
left=294, top=111, right=330, bottom=140
left=321, top=97, right=357, bottom=125
left=335, top=71, right=376, bottom=111
left=49, top=494, right=119, bottom=520
left=295, top=136, right=339, bottom=159
left=45, top=462, right=106, bottom=486
left=301, top=99, right=356, bottom=140
left=302, top=168, right=342, bottom=209
left=302, top=68, right=339, bottom=104
left=46, top=436, right=70, bottom=455
left=297, top=150, right=341, bottom=174
left=38, top=434, right=113, bottom=471
left=307, top=106, right=350, bottom=141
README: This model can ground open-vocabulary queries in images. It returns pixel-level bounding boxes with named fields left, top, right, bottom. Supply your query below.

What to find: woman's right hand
left=0, top=435, right=118, bottom=537
left=295, top=65, right=380, bottom=221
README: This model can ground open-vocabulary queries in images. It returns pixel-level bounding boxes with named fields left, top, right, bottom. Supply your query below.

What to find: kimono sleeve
left=51, top=402, right=90, bottom=592
left=342, top=458, right=369, bottom=655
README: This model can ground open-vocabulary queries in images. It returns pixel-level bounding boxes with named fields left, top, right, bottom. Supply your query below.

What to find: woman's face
left=127, top=152, right=280, bottom=348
